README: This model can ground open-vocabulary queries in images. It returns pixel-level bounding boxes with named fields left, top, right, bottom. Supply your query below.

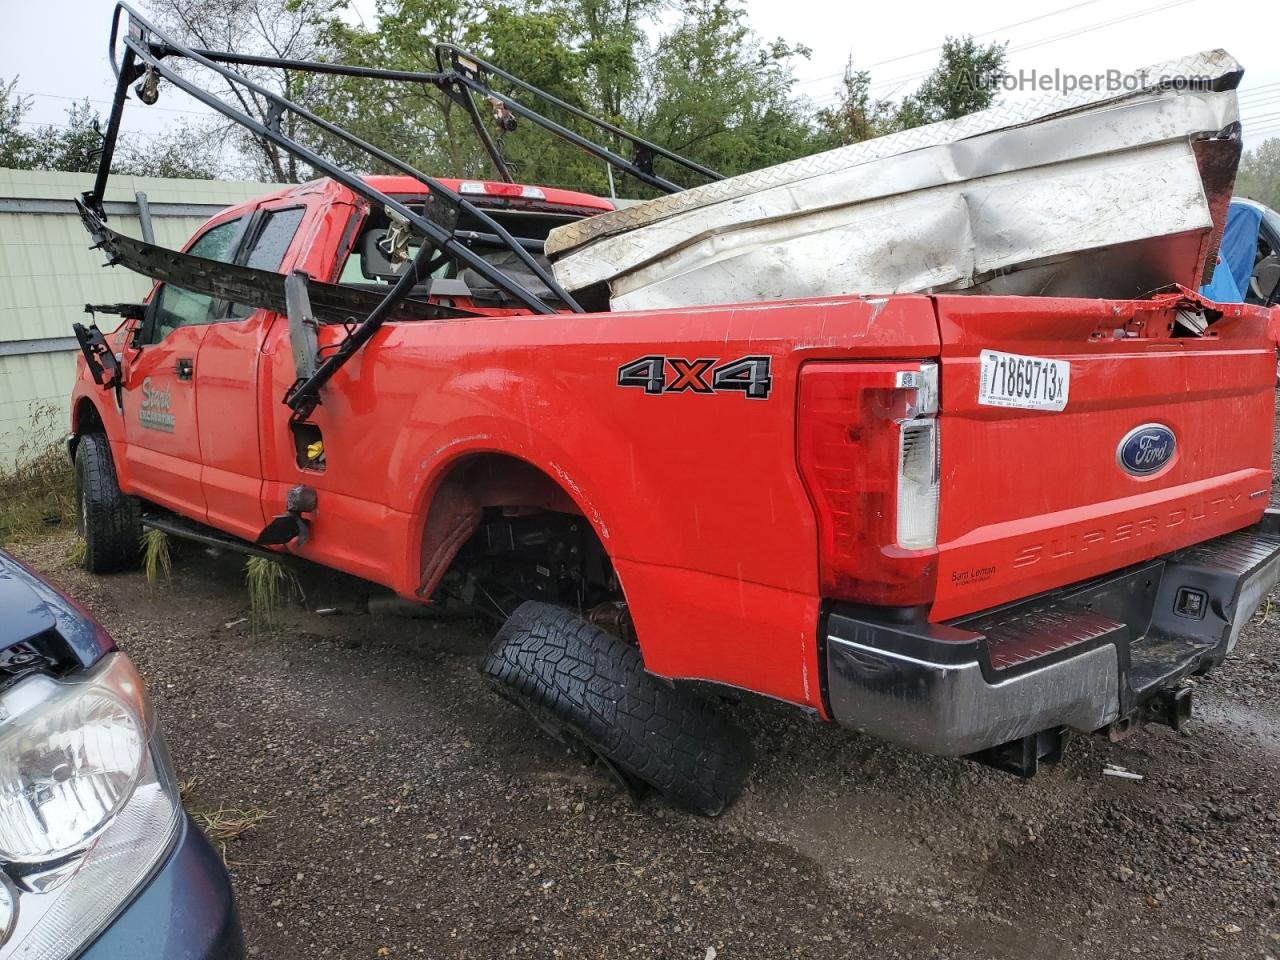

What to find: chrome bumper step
left=823, top=510, right=1280, bottom=766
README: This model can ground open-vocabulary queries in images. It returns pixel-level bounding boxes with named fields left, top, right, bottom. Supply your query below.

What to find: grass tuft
left=65, top=537, right=87, bottom=568
left=245, top=556, right=299, bottom=631
left=190, top=804, right=274, bottom=844
left=0, top=403, right=75, bottom=544
left=182, top=779, right=273, bottom=862
left=142, top=528, right=172, bottom=586
left=190, top=802, right=274, bottom=862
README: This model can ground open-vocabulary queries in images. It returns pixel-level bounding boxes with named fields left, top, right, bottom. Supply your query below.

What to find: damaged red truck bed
left=69, top=175, right=1280, bottom=808
left=66, top=6, right=1280, bottom=815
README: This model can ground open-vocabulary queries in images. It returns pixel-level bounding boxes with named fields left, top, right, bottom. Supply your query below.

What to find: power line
left=811, top=0, right=1203, bottom=105
left=1239, top=94, right=1280, bottom=114
left=1239, top=82, right=1280, bottom=104
left=999, top=0, right=1200, bottom=58
left=13, top=119, right=188, bottom=142
left=17, top=89, right=211, bottom=117
left=867, top=0, right=1201, bottom=97
left=1245, top=115, right=1280, bottom=132
left=794, top=0, right=1110, bottom=88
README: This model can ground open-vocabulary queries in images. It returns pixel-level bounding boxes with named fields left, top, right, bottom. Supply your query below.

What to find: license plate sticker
left=978, top=350, right=1070, bottom=412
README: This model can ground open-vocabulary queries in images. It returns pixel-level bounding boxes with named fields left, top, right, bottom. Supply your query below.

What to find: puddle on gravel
left=1194, top=699, right=1280, bottom=754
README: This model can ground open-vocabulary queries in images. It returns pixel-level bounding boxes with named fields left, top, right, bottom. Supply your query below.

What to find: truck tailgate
left=932, top=293, right=1275, bottom=621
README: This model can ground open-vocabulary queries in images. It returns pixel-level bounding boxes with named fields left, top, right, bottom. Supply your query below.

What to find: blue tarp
left=1201, top=200, right=1264, bottom=302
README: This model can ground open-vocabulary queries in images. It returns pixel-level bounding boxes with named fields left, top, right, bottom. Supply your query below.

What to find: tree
left=894, top=36, right=1006, bottom=130
left=1236, top=138, right=1280, bottom=212
left=145, top=0, right=332, bottom=182
left=115, top=121, right=226, bottom=179
left=315, top=0, right=491, bottom=179
left=0, top=82, right=104, bottom=173
left=317, top=0, right=819, bottom=194
left=0, top=77, right=222, bottom=179
left=0, top=78, right=35, bottom=168
left=316, top=0, right=660, bottom=190
left=814, top=62, right=896, bottom=147
left=816, top=36, right=1007, bottom=147
left=637, top=0, right=817, bottom=180
left=19, top=99, right=106, bottom=174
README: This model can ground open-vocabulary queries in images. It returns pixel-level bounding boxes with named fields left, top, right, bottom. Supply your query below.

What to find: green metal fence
left=0, top=168, right=283, bottom=465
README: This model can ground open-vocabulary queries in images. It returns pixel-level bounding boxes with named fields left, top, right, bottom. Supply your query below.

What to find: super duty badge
left=617, top=355, right=772, bottom=399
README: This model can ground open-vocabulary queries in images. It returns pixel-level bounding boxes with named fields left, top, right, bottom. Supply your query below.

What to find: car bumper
left=824, top=508, right=1280, bottom=759
left=76, top=814, right=244, bottom=960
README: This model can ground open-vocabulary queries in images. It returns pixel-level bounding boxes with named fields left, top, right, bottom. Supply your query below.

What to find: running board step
left=142, top=510, right=282, bottom=561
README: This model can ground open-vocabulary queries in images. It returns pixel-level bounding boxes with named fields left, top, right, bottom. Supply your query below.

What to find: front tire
left=74, top=433, right=142, bottom=573
left=481, top=601, right=752, bottom=816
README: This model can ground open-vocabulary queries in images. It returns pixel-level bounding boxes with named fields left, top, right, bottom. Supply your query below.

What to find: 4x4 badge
left=617, top=355, right=772, bottom=399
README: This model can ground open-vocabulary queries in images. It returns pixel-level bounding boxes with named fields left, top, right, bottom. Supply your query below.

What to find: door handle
left=176, top=358, right=194, bottom=381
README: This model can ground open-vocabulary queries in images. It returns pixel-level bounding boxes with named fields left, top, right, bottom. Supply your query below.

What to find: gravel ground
left=12, top=413, right=1280, bottom=960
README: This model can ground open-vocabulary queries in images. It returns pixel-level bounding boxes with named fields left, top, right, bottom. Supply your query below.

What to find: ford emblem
left=1117, top=424, right=1176, bottom=477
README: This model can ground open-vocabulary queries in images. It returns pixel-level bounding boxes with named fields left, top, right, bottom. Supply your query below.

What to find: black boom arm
left=82, top=2, right=722, bottom=418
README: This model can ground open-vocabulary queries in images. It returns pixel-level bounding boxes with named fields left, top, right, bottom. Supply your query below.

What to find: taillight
left=797, top=361, right=940, bottom=607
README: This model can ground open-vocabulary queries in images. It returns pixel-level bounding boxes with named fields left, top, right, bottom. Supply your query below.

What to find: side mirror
left=361, top=229, right=402, bottom=280
left=360, top=228, right=435, bottom=281
left=133, top=293, right=160, bottom=348
left=284, top=270, right=318, bottom=382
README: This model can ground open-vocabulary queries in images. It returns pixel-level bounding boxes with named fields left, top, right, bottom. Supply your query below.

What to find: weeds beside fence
left=0, top=403, right=74, bottom=544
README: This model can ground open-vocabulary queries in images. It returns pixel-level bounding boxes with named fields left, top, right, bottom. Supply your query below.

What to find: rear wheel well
left=417, top=453, right=628, bottom=634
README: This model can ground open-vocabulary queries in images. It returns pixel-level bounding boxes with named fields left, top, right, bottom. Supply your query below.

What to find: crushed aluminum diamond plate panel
left=547, top=49, right=1243, bottom=311
left=547, top=49, right=1242, bottom=256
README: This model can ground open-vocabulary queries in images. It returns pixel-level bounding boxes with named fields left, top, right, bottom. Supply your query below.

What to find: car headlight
left=0, top=653, right=181, bottom=959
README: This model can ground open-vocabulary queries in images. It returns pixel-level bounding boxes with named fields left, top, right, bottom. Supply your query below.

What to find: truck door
left=196, top=202, right=309, bottom=542
left=120, top=214, right=248, bottom=521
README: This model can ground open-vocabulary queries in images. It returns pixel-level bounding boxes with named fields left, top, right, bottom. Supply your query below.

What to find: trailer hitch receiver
left=1143, top=685, right=1194, bottom=731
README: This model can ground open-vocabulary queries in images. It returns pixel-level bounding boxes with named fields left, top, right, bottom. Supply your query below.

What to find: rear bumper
left=824, top=509, right=1280, bottom=757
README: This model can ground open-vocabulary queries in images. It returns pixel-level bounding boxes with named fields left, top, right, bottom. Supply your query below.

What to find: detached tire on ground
left=481, top=601, right=752, bottom=816
left=74, top=433, right=142, bottom=573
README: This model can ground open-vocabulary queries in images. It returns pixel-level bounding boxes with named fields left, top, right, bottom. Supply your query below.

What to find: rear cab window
left=336, top=196, right=598, bottom=309
left=228, top=206, right=307, bottom=319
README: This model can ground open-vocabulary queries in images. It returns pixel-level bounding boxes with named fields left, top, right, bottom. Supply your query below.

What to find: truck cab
left=76, top=176, right=613, bottom=546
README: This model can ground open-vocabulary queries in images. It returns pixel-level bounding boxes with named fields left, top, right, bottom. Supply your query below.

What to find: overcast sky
left=4, top=0, right=1277, bottom=152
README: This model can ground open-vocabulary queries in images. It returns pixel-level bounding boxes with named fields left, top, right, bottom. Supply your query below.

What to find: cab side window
left=227, top=207, right=306, bottom=319
left=149, top=218, right=244, bottom=343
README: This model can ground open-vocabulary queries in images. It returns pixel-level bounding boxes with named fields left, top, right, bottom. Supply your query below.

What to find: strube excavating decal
left=138, top=377, right=175, bottom=432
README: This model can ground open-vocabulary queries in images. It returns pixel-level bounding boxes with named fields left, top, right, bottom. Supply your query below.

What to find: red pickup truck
left=66, top=8, right=1280, bottom=814
left=68, top=171, right=1280, bottom=814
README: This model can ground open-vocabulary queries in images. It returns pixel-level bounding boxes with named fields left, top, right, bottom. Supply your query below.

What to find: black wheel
left=481, top=601, right=752, bottom=816
left=74, top=433, right=142, bottom=573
